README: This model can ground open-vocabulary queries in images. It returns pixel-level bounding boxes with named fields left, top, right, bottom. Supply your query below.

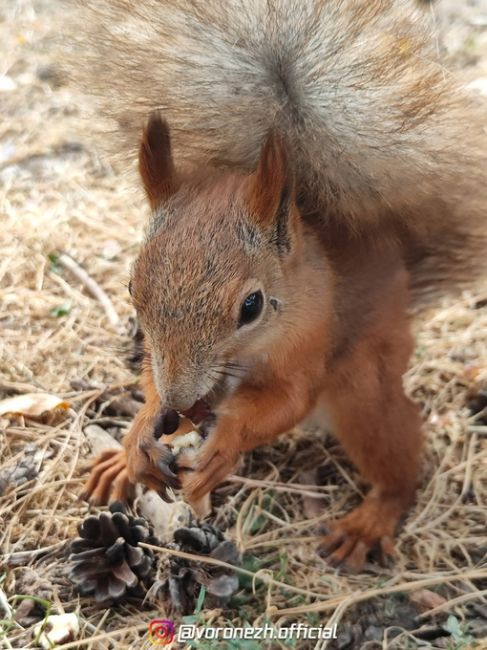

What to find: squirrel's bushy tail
left=68, top=0, right=487, bottom=301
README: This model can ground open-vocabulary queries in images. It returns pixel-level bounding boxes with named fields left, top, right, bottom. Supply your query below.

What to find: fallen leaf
left=410, top=589, right=447, bottom=612
left=0, top=393, right=69, bottom=418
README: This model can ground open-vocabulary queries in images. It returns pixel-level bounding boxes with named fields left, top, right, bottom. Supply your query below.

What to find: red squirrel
left=75, top=0, right=487, bottom=570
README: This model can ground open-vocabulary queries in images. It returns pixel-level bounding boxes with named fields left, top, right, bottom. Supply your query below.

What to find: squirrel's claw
left=317, top=499, right=399, bottom=572
left=110, top=467, right=135, bottom=503
left=80, top=439, right=181, bottom=505
left=156, top=458, right=181, bottom=489
left=182, top=441, right=237, bottom=501
left=318, top=528, right=395, bottom=572
left=318, top=530, right=369, bottom=572
left=134, top=470, right=175, bottom=502
left=136, top=436, right=181, bottom=489
left=80, top=449, right=134, bottom=506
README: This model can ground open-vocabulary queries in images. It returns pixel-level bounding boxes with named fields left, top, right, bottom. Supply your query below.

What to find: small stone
left=33, top=613, right=79, bottom=649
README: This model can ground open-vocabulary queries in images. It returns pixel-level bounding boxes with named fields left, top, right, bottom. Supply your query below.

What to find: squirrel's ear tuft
left=139, top=113, right=175, bottom=209
left=249, top=131, right=296, bottom=256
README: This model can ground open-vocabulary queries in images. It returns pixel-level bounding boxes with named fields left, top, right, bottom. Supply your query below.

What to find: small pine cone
left=173, top=522, right=225, bottom=554
left=68, top=502, right=154, bottom=602
left=165, top=521, right=240, bottom=612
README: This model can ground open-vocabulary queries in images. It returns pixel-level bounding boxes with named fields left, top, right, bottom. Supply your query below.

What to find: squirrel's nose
left=164, top=393, right=197, bottom=414
left=153, top=409, right=180, bottom=438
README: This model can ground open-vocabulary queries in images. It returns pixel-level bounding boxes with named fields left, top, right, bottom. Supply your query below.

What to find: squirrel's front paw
left=182, top=436, right=238, bottom=502
left=124, top=429, right=181, bottom=501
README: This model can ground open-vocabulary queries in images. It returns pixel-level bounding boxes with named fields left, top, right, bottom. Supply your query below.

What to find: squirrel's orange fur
left=76, top=0, right=487, bottom=569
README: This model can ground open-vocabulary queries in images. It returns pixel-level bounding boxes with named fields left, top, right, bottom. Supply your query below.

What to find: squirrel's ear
left=139, top=113, right=176, bottom=209
left=249, top=131, right=297, bottom=256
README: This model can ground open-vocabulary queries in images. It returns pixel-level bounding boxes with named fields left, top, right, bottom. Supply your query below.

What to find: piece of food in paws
left=159, top=416, right=203, bottom=459
left=169, top=429, right=203, bottom=458
left=160, top=417, right=210, bottom=518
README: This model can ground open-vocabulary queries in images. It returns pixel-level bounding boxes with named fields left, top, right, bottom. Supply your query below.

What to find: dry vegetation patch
left=1, top=1, right=486, bottom=648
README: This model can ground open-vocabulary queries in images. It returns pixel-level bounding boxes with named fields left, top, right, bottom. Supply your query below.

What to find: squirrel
left=75, top=0, right=487, bottom=571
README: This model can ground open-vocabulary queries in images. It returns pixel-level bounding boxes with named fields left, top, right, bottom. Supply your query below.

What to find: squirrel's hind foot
left=317, top=493, right=405, bottom=572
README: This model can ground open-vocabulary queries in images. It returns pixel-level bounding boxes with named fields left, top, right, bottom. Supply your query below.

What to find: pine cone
left=68, top=502, right=154, bottom=602
left=165, top=521, right=240, bottom=613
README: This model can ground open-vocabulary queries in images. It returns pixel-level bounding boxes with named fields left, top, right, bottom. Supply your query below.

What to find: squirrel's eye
left=238, top=291, right=263, bottom=327
left=128, top=280, right=133, bottom=296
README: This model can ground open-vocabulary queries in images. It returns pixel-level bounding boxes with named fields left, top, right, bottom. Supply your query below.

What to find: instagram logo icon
left=148, top=619, right=175, bottom=645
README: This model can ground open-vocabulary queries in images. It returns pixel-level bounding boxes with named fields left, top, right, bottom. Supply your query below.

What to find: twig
left=0, top=585, right=13, bottom=618
left=461, top=432, right=477, bottom=499
left=0, top=380, right=44, bottom=395
left=269, top=568, right=487, bottom=617
left=2, top=541, right=67, bottom=562
left=227, top=474, right=337, bottom=497
left=467, top=425, right=487, bottom=436
left=418, top=588, right=487, bottom=619
left=140, top=542, right=326, bottom=599
left=54, top=623, right=149, bottom=649
left=56, top=252, right=120, bottom=327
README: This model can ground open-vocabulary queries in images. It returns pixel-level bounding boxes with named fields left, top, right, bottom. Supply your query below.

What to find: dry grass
left=1, top=1, right=486, bottom=648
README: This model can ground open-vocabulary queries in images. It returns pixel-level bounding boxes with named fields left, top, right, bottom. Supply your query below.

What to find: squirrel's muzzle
left=153, top=401, right=212, bottom=440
